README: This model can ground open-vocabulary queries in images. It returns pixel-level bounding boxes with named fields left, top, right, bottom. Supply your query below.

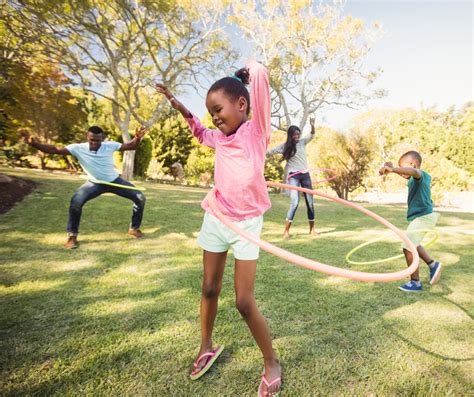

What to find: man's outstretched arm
left=21, top=130, right=71, bottom=155
left=119, top=126, right=148, bottom=151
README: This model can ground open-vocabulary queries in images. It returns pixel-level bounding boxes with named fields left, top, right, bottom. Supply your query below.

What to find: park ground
left=0, top=168, right=473, bottom=396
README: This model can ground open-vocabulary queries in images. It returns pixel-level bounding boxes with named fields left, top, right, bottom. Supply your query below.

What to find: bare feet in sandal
left=259, top=359, right=282, bottom=396
left=190, top=345, right=224, bottom=380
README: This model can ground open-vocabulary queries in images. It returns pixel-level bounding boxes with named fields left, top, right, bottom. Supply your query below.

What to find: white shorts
left=197, top=212, right=263, bottom=260
left=402, top=212, right=440, bottom=251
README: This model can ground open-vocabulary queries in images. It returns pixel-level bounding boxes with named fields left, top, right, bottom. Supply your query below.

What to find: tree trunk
left=40, top=154, right=46, bottom=170
left=343, top=187, right=349, bottom=201
left=114, top=109, right=134, bottom=180
left=122, top=150, right=136, bottom=180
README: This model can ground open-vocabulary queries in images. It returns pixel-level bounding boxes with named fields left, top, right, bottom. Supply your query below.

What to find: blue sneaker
left=398, top=280, right=422, bottom=292
left=429, top=261, right=442, bottom=285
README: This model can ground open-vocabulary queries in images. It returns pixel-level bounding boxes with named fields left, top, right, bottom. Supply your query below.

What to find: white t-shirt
left=66, top=141, right=122, bottom=182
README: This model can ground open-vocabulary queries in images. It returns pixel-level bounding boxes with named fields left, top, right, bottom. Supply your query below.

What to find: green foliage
left=443, top=106, right=474, bottom=174
left=352, top=104, right=474, bottom=199
left=182, top=113, right=216, bottom=185
left=185, top=144, right=215, bottom=186
left=265, top=129, right=286, bottom=183
left=0, top=58, right=87, bottom=168
left=4, top=0, right=235, bottom=178
left=1, top=60, right=86, bottom=142
left=424, top=157, right=471, bottom=203
left=73, top=91, right=120, bottom=139
left=2, top=145, right=31, bottom=167
left=133, top=136, right=153, bottom=177
left=264, top=154, right=284, bottom=182
left=316, top=130, right=373, bottom=199
left=150, top=110, right=195, bottom=172
left=0, top=18, right=88, bottom=169
left=443, top=131, right=474, bottom=175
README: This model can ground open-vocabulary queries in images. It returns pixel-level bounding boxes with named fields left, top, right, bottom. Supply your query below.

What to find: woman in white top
left=267, top=118, right=316, bottom=238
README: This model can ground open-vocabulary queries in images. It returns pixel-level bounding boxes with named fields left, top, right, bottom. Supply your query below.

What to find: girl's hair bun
left=234, top=68, right=250, bottom=85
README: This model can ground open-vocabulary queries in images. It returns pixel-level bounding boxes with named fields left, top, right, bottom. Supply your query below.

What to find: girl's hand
left=155, top=83, right=192, bottom=118
left=155, top=83, right=179, bottom=108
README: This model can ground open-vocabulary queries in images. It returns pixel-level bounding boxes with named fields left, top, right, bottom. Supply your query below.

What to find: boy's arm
left=21, top=130, right=70, bottom=155
left=155, top=83, right=217, bottom=148
left=120, top=126, right=148, bottom=151
left=247, top=60, right=271, bottom=145
left=379, top=162, right=422, bottom=179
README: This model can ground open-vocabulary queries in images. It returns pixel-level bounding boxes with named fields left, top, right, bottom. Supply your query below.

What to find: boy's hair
left=399, top=150, right=422, bottom=166
left=207, top=69, right=251, bottom=115
left=87, top=126, right=104, bottom=135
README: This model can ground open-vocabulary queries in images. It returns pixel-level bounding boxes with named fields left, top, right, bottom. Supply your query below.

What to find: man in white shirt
left=22, top=125, right=147, bottom=249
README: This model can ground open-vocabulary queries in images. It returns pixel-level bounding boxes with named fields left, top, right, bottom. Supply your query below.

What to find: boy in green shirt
left=379, top=151, right=442, bottom=292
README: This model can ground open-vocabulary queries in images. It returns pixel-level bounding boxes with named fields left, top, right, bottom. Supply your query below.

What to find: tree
left=443, top=104, right=474, bottom=174
left=149, top=109, right=195, bottom=172
left=5, top=0, right=235, bottom=178
left=0, top=48, right=87, bottom=168
left=133, top=135, right=152, bottom=177
left=183, top=113, right=216, bottom=185
left=349, top=104, right=473, bottom=200
left=316, top=130, right=373, bottom=199
left=185, top=144, right=215, bottom=186
left=230, top=0, right=384, bottom=131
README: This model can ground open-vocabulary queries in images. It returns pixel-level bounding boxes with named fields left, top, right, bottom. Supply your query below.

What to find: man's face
left=87, top=132, right=104, bottom=151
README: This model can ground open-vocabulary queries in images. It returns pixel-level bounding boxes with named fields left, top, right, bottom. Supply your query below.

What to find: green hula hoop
left=345, top=228, right=439, bottom=265
left=89, top=179, right=146, bottom=191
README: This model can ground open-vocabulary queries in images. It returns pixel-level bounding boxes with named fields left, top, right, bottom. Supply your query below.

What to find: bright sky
left=182, top=0, right=473, bottom=132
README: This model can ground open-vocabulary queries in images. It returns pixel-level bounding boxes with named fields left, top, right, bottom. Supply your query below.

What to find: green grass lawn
left=1, top=168, right=473, bottom=396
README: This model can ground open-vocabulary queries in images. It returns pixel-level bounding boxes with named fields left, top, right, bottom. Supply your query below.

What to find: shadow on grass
left=382, top=322, right=473, bottom=362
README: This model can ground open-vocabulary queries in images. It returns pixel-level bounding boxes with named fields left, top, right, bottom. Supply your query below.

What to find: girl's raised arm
left=247, top=61, right=271, bottom=145
left=155, top=83, right=192, bottom=118
left=155, top=83, right=217, bottom=149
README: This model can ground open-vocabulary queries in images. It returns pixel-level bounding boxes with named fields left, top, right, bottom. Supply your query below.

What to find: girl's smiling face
left=206, top=89, right=248, bottom=136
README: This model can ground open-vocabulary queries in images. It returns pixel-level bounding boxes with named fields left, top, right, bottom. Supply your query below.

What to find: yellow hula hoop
left=79, top=174, right=145, bottom=191
left=345, top=228, right=439, bottom=265
left=86, top=178, right=146, bottom=191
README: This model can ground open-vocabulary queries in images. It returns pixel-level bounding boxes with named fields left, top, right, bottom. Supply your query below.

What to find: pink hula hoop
left=288, top=168, right=337, bottom=184
left=207, top=181, right=419, bottom=282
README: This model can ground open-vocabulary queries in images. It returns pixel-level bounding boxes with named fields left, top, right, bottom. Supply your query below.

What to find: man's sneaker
left=127, top=228, right=144, bottom=238
left=398, top=280, right=422, bottom=292
left=65, top=235, right=79, bottom=249
left=429, top=261, right=443, bottom=285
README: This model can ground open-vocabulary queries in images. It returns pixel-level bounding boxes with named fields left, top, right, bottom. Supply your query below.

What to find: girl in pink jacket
left=156, top=61, right=282, bottom=396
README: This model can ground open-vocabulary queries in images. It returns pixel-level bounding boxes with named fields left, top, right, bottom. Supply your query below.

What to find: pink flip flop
left=258, top=374, right=282, bottom=397
left=190, top=345, right=225, bottom=380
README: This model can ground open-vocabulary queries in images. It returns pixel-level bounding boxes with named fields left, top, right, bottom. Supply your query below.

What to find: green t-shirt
left=407, top=170, right=433, bottom=221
